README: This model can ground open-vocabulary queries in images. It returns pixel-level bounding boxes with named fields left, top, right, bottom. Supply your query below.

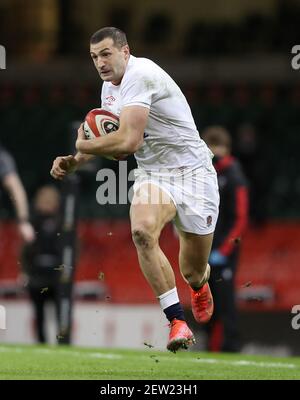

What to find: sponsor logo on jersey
left=104, top=95, right=116, bottom=106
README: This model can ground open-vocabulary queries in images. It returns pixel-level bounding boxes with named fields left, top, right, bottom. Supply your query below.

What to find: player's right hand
left=50, top=155, right=78, bottom=180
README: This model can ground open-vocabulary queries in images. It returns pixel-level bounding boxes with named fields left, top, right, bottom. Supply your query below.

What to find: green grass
left=0, top=344, right=299, bottom=380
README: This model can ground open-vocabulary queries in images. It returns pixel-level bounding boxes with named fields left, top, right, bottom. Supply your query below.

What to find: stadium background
left=0, top=0, right=299, bottom=354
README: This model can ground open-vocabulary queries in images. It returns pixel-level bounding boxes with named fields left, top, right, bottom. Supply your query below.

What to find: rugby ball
left=83, top=108, right=125, bottom=160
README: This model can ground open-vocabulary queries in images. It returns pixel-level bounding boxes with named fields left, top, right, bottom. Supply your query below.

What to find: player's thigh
left=178, top=230, right=214, bottom=267
left=130, top=182, right=176, bottom=238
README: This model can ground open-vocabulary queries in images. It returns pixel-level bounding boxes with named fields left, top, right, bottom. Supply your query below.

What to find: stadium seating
left=0, top=220, right=299, bottom=311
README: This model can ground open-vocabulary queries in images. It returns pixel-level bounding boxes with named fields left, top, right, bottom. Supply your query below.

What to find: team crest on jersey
left=206, top=216, right=212, bottom=227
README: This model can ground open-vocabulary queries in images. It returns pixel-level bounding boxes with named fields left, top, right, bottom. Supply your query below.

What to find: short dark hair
left=201, top=126, right=232, bottom=149
left=90, top=27, right=128, bottom=48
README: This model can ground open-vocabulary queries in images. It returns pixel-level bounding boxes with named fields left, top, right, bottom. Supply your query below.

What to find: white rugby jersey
left=101, top=55, right=212, bottom=170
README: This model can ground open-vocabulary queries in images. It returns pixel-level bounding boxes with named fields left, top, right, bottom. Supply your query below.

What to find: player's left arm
left=76, top=105, right=148, bottom=156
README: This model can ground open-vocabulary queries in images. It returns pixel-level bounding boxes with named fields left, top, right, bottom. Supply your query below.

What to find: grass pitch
left=0, top=344, right=299, bottom=380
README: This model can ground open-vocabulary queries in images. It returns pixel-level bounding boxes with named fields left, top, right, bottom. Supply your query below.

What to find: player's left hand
left=75, top=123, right=86, bottom=152
left=209, top=250, right=228, bottom=266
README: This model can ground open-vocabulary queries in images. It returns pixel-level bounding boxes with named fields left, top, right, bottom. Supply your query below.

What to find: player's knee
left=132, top=218, right=158, bottom=249
left=132, top=228, right=157, bottom=249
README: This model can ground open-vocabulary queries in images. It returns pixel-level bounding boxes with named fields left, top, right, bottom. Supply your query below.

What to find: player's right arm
left=50, top=152, right=94, bottom=180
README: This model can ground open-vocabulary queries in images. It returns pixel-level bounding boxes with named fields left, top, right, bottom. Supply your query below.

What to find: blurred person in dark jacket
left=202, top=126, right=249, bottom=352
left=21, top=185, right=62, bottom=343
left=0, top=143, right=35, bottom=243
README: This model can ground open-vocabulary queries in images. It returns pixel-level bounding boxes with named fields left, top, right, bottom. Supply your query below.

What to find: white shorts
left=133, top=161, right=220, bottom=235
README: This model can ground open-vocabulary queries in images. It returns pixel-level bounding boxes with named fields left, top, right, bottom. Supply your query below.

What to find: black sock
left=163, top=302, right=185, bottom=322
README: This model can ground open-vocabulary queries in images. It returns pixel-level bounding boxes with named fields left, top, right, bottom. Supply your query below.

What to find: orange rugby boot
left=190, top=282, right=214, bottom=323
left=167, top=319, right=195, bottom=353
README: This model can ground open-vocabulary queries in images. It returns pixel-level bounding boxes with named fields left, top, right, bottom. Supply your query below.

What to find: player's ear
left=122, top=45, right=130, bottom=58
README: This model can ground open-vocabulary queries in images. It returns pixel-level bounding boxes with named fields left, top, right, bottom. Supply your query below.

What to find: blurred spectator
left=234, top=123, right=268, bottom=224
left=0, top=143, right=35, bottom=243
left=21, top=185, right=62, bottom=343
left=202, top=126, right=249, bottom=352
left=183, top=85, right=203, bottom=131
left=143, top=13, right=172, bottom=45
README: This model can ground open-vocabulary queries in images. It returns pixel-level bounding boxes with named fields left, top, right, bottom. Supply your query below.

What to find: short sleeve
left=0, top=147, right=17, bottom=180
left=121, top=74, right=157, bottom=109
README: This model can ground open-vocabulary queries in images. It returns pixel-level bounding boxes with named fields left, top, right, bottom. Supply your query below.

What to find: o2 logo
left=291, top=305, right=300, bottom=330
left=291, top=45, right=300, bottom=70
left=0, top=305, right=6, bottom=330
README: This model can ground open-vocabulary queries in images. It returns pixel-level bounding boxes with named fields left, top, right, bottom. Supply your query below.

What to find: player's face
left=90, top=38, right=130, bottom=85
